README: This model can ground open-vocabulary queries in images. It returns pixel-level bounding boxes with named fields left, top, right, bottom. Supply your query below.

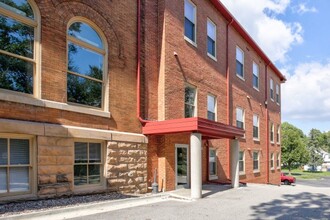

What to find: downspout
left=137, top=0, right=148, bottom=125
left=265, top=62, right=270, bottom=184
left=226, top=19, right=234, bottom=176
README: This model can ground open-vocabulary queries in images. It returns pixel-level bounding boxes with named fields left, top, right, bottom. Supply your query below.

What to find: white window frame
left=253, top=114, right=259, bottom=140
left=67, top=17, right=109, bottom=112
left=253, top=62, right=259, bottom=90
left=276, top=84, right=280, bottom=105
left=73, top=140, right=106, bottom=192
left=209, top=148, right=218, bottom=180
left=253, top=151, right=260, bottom=173
left=270, top=122, right=274, bottom=143
left=276, top=153, right=281, bottom=169
left=184, top=84, right=197, bottom=118
left=239, top=151, right=245, bottom=175
left=270, top=79, right=274, bottom=101
left=277, top=125, right=280, bottom=144
left=207, top=18, right=216, bottom=60
left=270, top=153, right=274, bottom=170
left=0, top=134, right=36, bottom=199
left=207, top=94, right=216, bottom=121
left=236, top=107, right=245, bottom=130
left=184, top=0, right=197, bottom=46
left=236, top=46, right=244, bottom=80
left=0, top=0, right=41, bottom=100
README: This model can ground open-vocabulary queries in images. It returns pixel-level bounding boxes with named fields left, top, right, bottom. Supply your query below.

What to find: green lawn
left=282, top=168, right=330, bottom=180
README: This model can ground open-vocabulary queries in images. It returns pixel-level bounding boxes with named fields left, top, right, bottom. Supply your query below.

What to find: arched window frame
left=0, top=0, right=41, bottom=99
left=66, top=17, right=109, bottom=112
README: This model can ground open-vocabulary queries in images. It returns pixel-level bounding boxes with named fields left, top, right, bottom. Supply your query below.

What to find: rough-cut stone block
left=119, top=157, right=136, bottom=163
left=128, top=163, right=146, bottom=170
left=128, top=171, right=137, bottom=177
left=137, top=157, right=147, bottom=163
left=108, top=179, right=126, bottom=186
left=135, top=177, right=144, bottom=182
left=118, top=172, right=128, bottom=178
left=56, top=156, right=73, bottom=165
left=38, top=156, right=56, bottom=165
left=108, top=142, right=118, bottom=149
left=108, top=164, right=127, bottom=172
left=38, top=175, right=56, bottom=184
left=108, top=157, right=117, bottom=165
left=38, top=187, right=56, bottom=195
left=45, top=124, right=68, bottom=137
left=119, top=150, right=127, bottom=156
left=108, top=149, right=119, bottom=157
left=127, top=150, right=141, bottom=156
left=107, top=172, right=118, bottom=178
left=38, top=165, right=72, bottom=175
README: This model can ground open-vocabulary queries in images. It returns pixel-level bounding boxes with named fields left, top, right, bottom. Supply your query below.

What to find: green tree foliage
left=306, top=129, right=326, bottom=170
left=281, top=122, right=309, bottom=172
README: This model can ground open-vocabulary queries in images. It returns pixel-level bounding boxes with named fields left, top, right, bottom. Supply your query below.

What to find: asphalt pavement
left=296, top=176, right=330, bottom=187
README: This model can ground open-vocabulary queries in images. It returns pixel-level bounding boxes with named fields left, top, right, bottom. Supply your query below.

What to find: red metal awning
left=142, top=117, right=244, bottom=140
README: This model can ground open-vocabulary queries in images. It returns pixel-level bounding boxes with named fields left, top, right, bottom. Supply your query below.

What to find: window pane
left=67, top=73, right=102, bottom=108
left=208, top=111, right=215, bottom=121
left=9, top=167, right=29, bottom=192
left=253, top=152, right=258, bottom=160
left=253, top=115, right=258, bottom=126
left=0, top=0, right=34, bottom=19
left=68, top=42, right=103, bottom=80
left=68, top=22, right=103, bottom=49
left=0, top=138, right=8, bottom=165
left=236, top=61, right=243, bottom=77
left=0, top=15, right=34, bottom=58
left=239, top=151, right=243, bottom=160
left=236, top=121, right=243, bottom=129
left=209, top=162, right=216, bottom=175
left=0, top=53, right=33, bottom=94
left=74, top=164, right=87, bottom=186
left=185, top=87, right=195, bottom=105
left=184, top=18, right=195, bottom=42
left=207, top=37, right=215, bottom=56
left=253, top=161, right=259, bottom=170
left=253, top=75, right=259, bottom=88
left=75, top=142, right=87, bottom=163
left=207, top=21, right=216, bottom=40
left=10, top=139, right=29, bottom=165
left=184, top=0, right=195, bottom=22
left=207, top=95, right=215, bottom=112
left=89, top=143, right=101, bottom=163
left=239, top=161, right=244, bottom=172
left=253, top=126, right=259, bottom=138
left=88, top=164, right=100, bottom=184
left=0, top=167, right=7, bottom=193
left=185, top=104, right=194, bottom=118
left=236, top=108, right=243, bottom=122
left=236, top=47, right=243, bottom=63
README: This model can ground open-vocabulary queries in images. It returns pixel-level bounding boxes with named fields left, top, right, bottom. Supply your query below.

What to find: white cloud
left=282, top=62, right=330, bottom=121
left=220, top=0, right=303, bottom=63
left=292, top=3, right=317, bottom=14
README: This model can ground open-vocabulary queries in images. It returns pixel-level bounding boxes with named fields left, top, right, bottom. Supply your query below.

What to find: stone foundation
left=107, top=141, right=148, bottom=193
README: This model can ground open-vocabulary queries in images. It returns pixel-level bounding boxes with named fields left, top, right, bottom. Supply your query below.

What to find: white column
left=230, top=139, right=240, bottom=188
left=190, top=132, right=202, bottom=199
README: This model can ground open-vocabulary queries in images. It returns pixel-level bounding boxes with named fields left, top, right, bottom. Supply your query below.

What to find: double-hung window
left=239, top=151, right=245, bottom=174
left=209, top=148, right=217, bottom=179
left=253, top=62, right=259, bottom=90
left=67, top=20, right=107, bottom=109
left=253, top=114, right=259, bottom=140
left=276, top=153, right=280, bottom=168
left=207, top=19, right=216, bottom=58
left=74, top=142, right=102, bottom=186
left=253, top=151, right=259, bottom=171
left=207, top=94, right=216, bottom=121
left=270, top=122, right=274, bottom=143
left=185, top=85, right=196, bottom=118
left=236, top=47, right=244, bottom=79
left=0, top=137, right=32, bottom=195
left=270, top=79, right=274, bottom=100
left=0, top=0, right=39, bottom=96
left=236, top=107, right=244, bottom=129
left=184, top=0, right=196, bottom=44
left=270, top=153, right=274, bottom=169
left=276, top=84, right=280, bottom=104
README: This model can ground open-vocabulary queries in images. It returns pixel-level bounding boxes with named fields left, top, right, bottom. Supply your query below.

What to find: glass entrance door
left=176, top=144, right=189, bottom=188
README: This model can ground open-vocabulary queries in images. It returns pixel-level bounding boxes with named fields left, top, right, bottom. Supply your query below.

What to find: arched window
left=0, top=0, right=40, bottom=96
left=67, top=19, right=107, bottom=109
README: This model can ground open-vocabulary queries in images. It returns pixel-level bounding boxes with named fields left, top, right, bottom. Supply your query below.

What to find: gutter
left=265, top=62, right=270, bottom=184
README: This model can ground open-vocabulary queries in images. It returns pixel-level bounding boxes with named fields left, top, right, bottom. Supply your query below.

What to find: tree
left=307, top=129, right=324, bottom=171
left=281, top=122, right=309, bottom=172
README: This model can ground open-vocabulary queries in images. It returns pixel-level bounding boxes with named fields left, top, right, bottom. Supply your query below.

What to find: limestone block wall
left=37, top=136, right=74, bottom=198
left=107, top=141, right=148, bottom=193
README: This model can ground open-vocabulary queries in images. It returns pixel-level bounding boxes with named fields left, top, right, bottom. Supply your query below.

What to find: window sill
left=253, top=87, right=259, bottom=92
left=209, top=175, right=218, bottom=180
left=239, top=172, right=245, bottom=176
left=276, top=102, right=280, bottom=106
left=253, top=138, right=260, bottom=142
left=184, top=36, right=197, bottom=48
left=207, top=53, right=217, bottom=62
left=0, top=90, right=110, bottom=118
left=253, top=170, right=260, bottom=174
left=271, top=168, right=275, bottom=171
left=236, top=74, right=245, bottom=81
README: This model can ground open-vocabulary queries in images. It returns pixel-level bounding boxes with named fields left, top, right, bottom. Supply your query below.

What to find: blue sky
left=221, top=0, right=330, bottom=135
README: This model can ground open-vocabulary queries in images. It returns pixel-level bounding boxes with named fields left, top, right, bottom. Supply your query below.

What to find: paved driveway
left=71, top=183, right=330, bottom=220
left=297, top=176, right=330, bottom=187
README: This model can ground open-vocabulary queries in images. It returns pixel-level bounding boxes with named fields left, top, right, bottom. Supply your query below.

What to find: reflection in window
left=184, top=0, right=196, bottom=43
left=207, top=94, right=216, bottom=121
left=236, top=107, right=244, bottom=129
left=185, top=85, right=196, bottom=118
left=253, top=151, right=259, bottom=171
left=67, top=21, right=105, bottom=108
left=209, top=149, right=217, bottom=177
left=0, top=0, right=36, bottom=94
left=236, top=47, right=244, bottom=78
left=239, top=151, right=244, bottom=173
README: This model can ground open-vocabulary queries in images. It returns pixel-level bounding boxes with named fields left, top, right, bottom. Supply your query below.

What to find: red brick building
left=0, top=0, right=284, bottom=201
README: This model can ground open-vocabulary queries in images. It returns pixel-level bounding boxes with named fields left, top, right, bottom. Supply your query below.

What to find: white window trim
left=236, top=107, right=245, bottom=138
left=0, top=134, right=37, bottom=200
left=184, top=0, right=197, bottom=47
left=239, top=151, right=245, bottom=175
left=253, top=114, right=259, bottom=141
left=253, top=61, right=259, bottom=91
left=236, top=46, right=245, bottom=80
left=73, top=139, right=107, bottom=193
left=0, top=0, right=41, bottom=99
left=277, top=125, right=281, bottom=144
left=209, top=148, right=218, bottom=180
left=277, top=153, right=281, bottom=169
left=270, top=153, right=275, bottom=170
left=270, top=78, right=274, bottom=101
left=185, top=84, right=197, bottom=117
left=253, top=151, right=260, bottom=173
left=206, top=18, right=217, bottom=61
left=270, top=122, right=275, bottom=143
left=207, top=94, right=217, bottom=121
left=67, top=17, right=109, bottom=112
left=276, top=84, right=280, bottom=105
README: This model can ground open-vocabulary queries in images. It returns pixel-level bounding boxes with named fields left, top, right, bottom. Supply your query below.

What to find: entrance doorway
left=175, top=144, right=189, bottom=189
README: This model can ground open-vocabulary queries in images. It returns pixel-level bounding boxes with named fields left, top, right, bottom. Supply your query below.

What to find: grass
left=282, top=168, right=330, bottom=180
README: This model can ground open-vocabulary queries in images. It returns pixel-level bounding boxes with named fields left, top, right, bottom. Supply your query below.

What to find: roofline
left=210, top=0, right=286, bottom=82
